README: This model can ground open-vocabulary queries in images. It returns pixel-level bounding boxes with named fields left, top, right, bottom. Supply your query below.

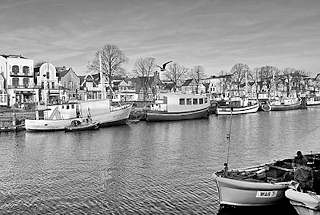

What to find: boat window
left=66, top=105, right=69, bottom=109
left=199, top=98, right=203, bottom=104
left=205, top=98, right=208, bottom=103
left=179, top=98, right=185, bottom=105
left=71, top=104, right=74, bottom=109
left=186, top=98, right=192, bottom=105
left=193, top=98, right=198, bottom=105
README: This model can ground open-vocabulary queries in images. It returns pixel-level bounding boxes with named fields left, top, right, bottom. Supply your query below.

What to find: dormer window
left=12, top=65, right=19, bottom=75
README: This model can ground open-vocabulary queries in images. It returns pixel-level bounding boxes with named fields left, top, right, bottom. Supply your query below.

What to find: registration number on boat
left=256, top=191, right=277, bottom=198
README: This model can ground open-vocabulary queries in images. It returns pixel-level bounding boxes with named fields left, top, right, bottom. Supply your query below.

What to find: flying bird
left=157, top=61, right=173, bottom=71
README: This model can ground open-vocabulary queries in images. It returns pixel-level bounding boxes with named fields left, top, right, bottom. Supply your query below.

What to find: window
left=23, top=78, right=29, bottom=87
left=205, top=98, right=208, bottom=103
left=71, top=104, right=74, bottom=109
left=52, top=82, right=55, bottom=89
left=46, top=71, right=50, bottom=79
left=186, top=98, right=192, bottom=105
left=193, top=98, right=198, bottom=105
left=12, top=78, right=19, bottom=87
left=23, top=66, right=29, bottom=75
left=41, top=82, right=44, bottom=89
left=12, top=65, right=19, bottom=75
left=62, top=105, right=64, bottom=109
left=179, top=98, right=185, bottom=105
left=66, top=105, right=69, bottom=109
left=199, top=98, right=203, bottom=104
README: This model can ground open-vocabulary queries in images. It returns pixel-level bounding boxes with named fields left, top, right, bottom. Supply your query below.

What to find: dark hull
left=146, top=107, right=209, bottom=122
left=65, top=123, right=99, bottom=132
left=270, top=103, right=305, bottom=111
left=99, top=119, right=128, bottom=127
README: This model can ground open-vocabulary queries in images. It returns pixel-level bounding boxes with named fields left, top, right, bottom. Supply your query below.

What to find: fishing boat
left=285, top=154, right=320, bottom=215
left=25, top=100, right=132, bottom=131
left=270, top=97, right=305, bottom=111
left=146, top=93, right=210, bottom=121
left=306, top=94, right=320, bottom=107
left=213, top=161, right=292, bottom=207
left=216, top=97, right=259, bottom=115
left=65, top=119, right=99, bottom=132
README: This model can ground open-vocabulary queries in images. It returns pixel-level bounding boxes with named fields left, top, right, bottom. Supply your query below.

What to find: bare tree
left=133, top=57, right=156, bottom=101
left=164, top=62, right=188, bottom=91
left=188, top=65, right=206, bottom=93
left=88, top=44, right=128, bottom=88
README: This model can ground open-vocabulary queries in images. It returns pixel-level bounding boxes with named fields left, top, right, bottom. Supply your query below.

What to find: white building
left=0, top=55, right=39, bottom=107
left=35, top=63, right=61, bottom=104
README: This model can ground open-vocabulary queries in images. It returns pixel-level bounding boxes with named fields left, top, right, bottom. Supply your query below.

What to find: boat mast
left=226, top=108, right=233, bottom=165
left=99, top=53, right=106, bottom=100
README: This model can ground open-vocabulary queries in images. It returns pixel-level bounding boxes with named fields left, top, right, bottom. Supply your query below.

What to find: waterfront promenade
left=1, top=108, right=320, bottom=214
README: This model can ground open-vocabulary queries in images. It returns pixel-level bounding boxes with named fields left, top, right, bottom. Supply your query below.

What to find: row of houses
left=0, top=54, right=217, bottom=108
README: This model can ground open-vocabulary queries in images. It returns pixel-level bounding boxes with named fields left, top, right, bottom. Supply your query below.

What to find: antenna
left=226, top=107, right=233, bottom=165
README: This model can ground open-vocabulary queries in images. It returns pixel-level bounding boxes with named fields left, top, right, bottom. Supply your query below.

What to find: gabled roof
left=181, top=79, right=194, bottom=86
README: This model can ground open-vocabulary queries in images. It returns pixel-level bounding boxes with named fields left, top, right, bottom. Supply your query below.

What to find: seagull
left=157, top=61, right=173, bottom=71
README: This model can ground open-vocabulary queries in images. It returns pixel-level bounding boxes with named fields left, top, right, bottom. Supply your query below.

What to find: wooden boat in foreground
left=65, top=119, right=99, bottom=132
left=146, top=93, right=210, bottom=121
left=213, top=161, right=292, bottom=207
left=213, top=153, right=320, bottom=207
left=216, top=97, right=259, bottom=115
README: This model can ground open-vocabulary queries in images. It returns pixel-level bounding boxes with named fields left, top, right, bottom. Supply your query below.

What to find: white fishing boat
left=216, top=97, right=259, bottom=115
left=146, top=93, right=210, bottom=121
left=307, top=94, right=320, bottom=107
left=25, top=100, right=132, bottom=131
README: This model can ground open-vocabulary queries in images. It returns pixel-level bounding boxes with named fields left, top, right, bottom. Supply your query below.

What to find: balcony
left=10, top=73, right=33, bottom=78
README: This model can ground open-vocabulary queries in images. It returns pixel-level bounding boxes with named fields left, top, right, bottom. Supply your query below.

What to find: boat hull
left=216, top=103, right=259, bottom=115
left=25, top=104, right=132, bottom=131
left=65, top=122, right=99, bottom=132
left=146, top=107, right=209, bottom=122
left=270, top=102, right=304, bottom=111
left=285, top=189, right=320, bottom=215
left=307, top=101, right=320, bottom=107
left=213, top=173, right=288, bottom=206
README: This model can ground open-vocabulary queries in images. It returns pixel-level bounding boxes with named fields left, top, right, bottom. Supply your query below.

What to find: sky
left=1, top=0, right=320, bottom=76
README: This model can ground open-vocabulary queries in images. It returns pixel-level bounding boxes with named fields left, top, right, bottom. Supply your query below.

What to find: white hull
left=26, top=104, right=132, bottom=131
left=307, top=100, right=320, bottom=107
left=213, top=173, right=288, bottom=206
left=285, top=189, right=320, bottom=215
left=216, top=103, right=259, bottom=115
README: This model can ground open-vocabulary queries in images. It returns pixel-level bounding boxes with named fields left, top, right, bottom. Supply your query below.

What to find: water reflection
left=1, top=109, right=320, bottom=214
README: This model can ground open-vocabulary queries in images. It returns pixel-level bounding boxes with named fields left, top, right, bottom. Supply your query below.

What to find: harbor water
left=1, top=108, right=320, bottom=214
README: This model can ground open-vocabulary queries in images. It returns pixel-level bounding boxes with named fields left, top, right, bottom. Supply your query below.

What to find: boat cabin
left=150, top=93, right=209, bottom=113
left=35, top=102, right=80, bottom=120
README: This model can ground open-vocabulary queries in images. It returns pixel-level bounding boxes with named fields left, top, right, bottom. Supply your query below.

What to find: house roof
left=181, top=79, right=193, bottom=86
left=0, top=54, right=27, bottom=59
